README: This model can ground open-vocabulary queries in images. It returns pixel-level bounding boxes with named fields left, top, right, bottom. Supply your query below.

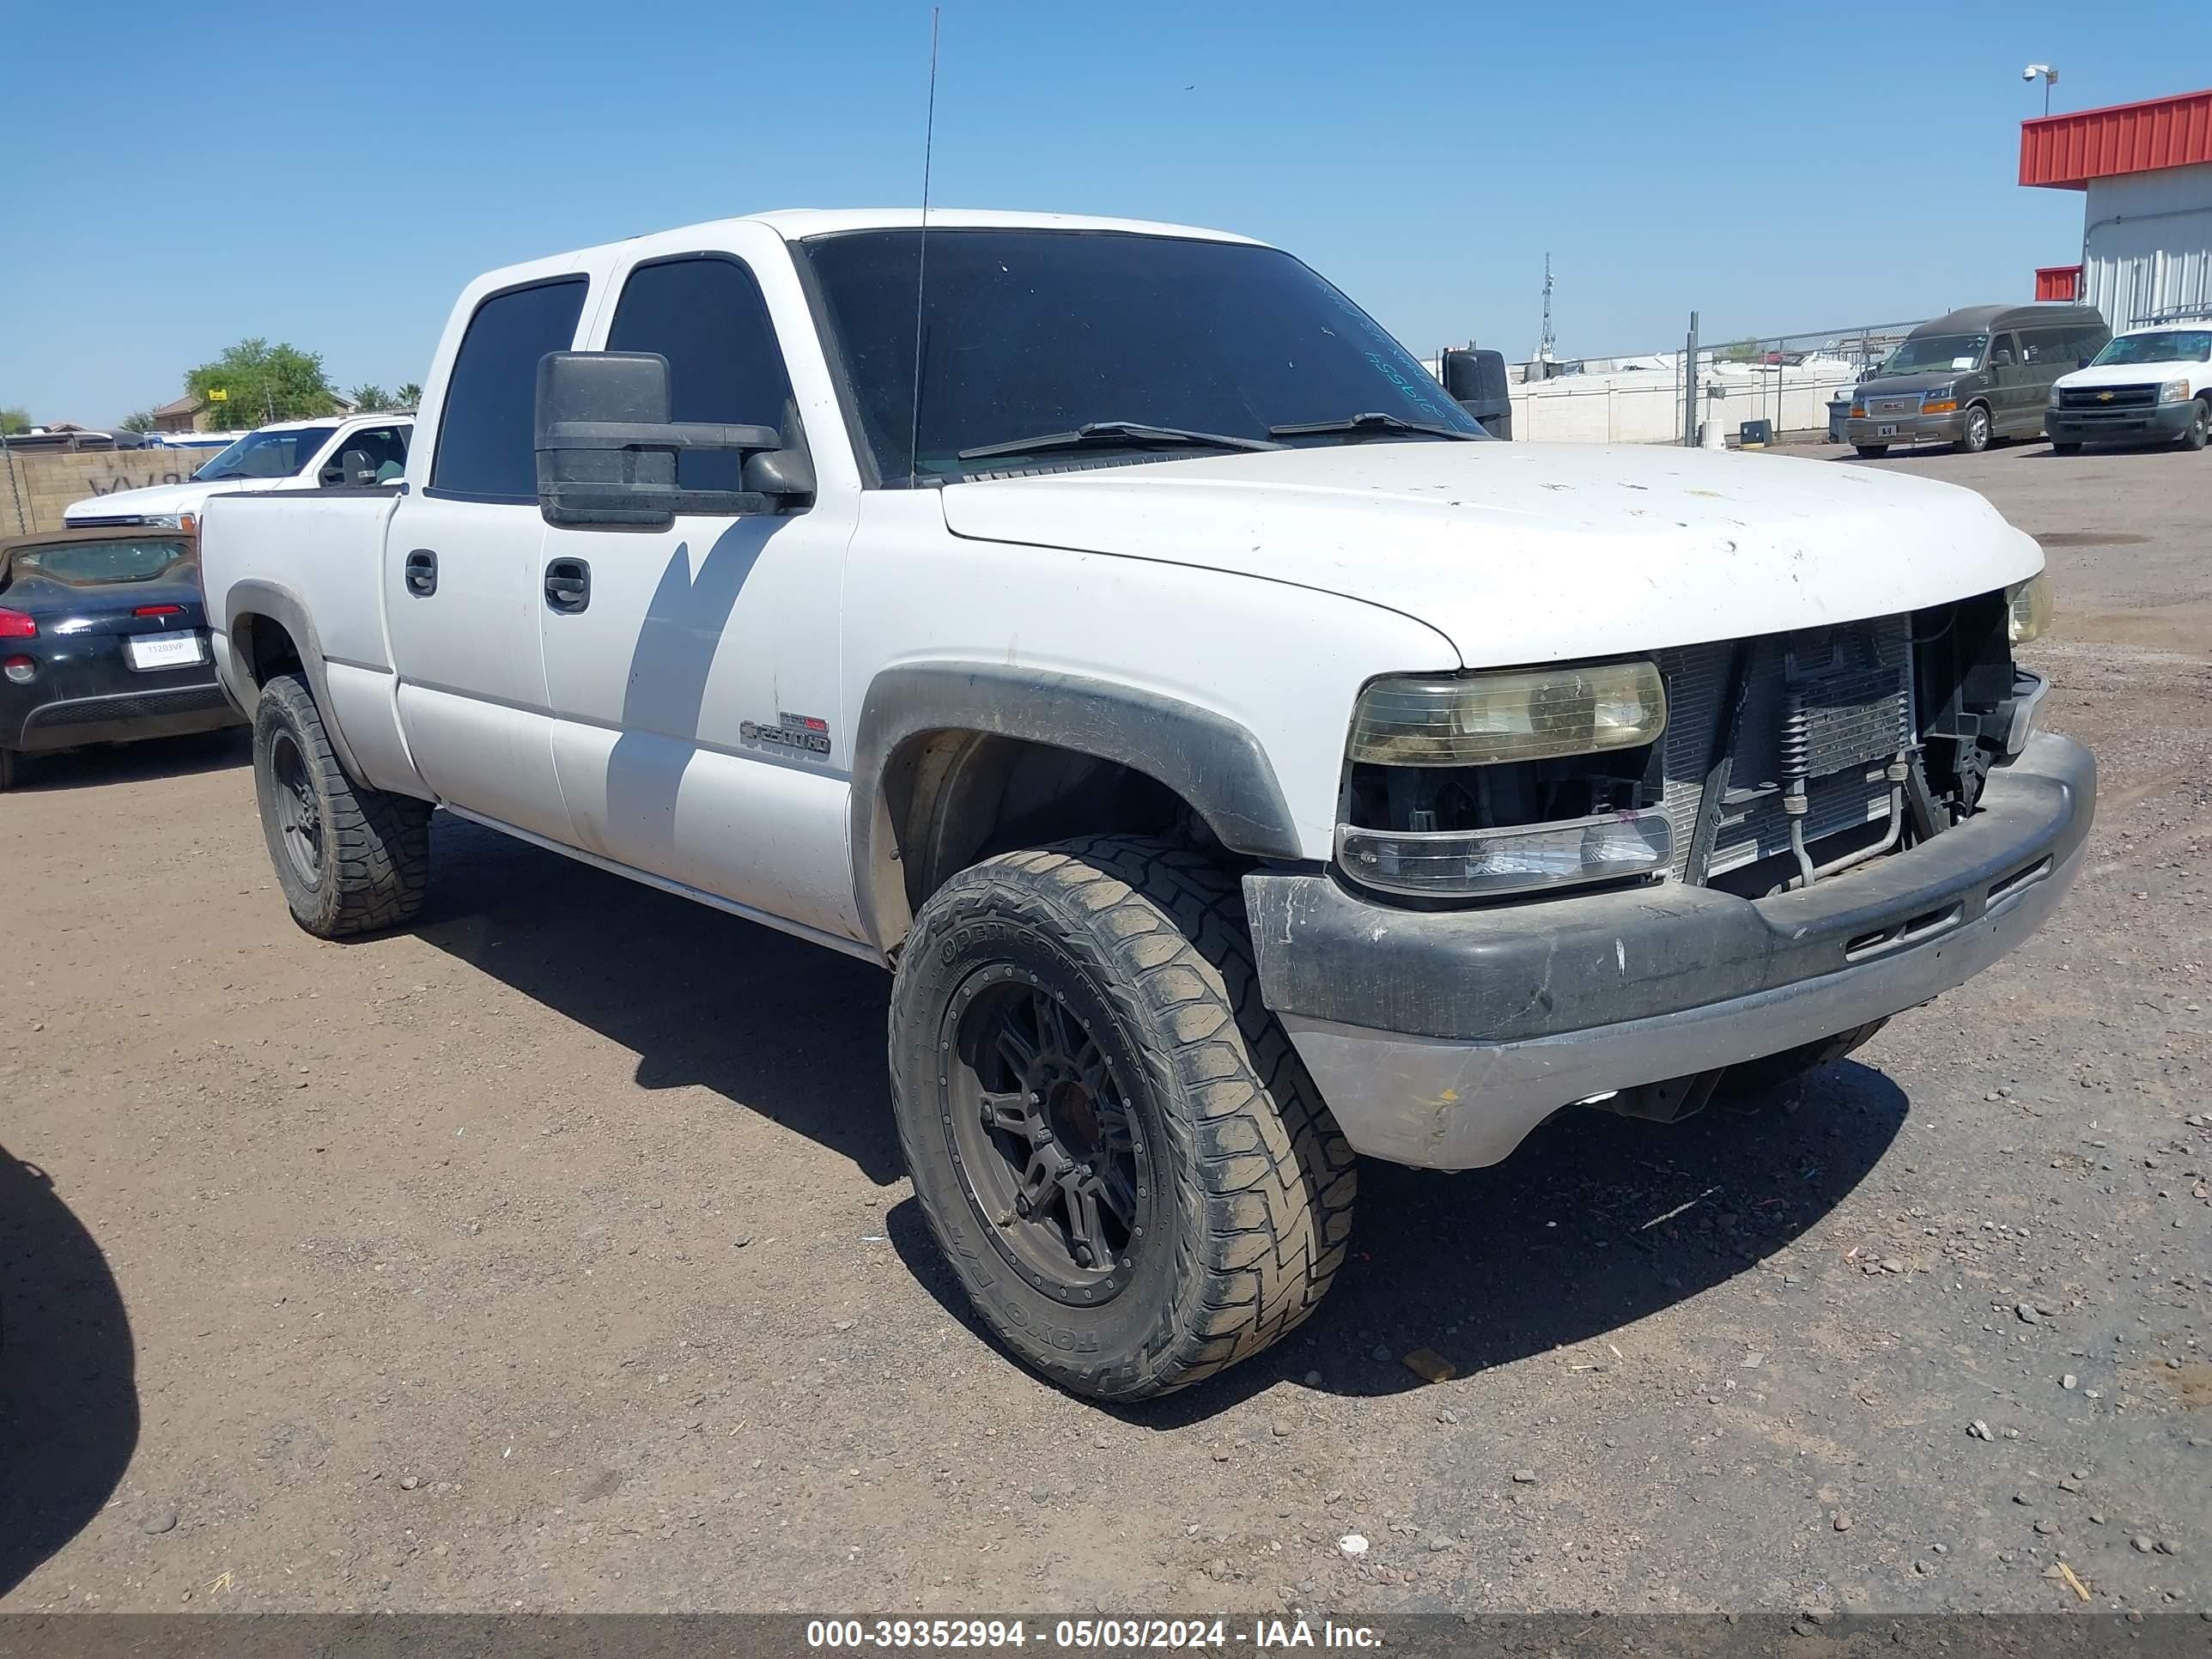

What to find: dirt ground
left=3, top=438, right=2206, bottom=1619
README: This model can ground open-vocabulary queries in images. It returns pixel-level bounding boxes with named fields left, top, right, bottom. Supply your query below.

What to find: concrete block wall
left=0, top=447, right=207, bottom=537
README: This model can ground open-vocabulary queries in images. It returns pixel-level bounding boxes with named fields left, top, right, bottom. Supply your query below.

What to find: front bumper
left=1844, top=410, right=1964, bottom=447
left=2046, top=401, right=2193, bottom=445
left=1245, top=732, right=2095, bottom=1170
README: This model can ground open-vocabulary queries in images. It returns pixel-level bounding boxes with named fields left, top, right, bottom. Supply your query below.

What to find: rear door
left=384, top=272, right=593, bottom=843
left=534, top=229, right=863, bottom=943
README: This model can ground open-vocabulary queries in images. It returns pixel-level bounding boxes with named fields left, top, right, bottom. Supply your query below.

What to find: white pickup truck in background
left=196, top=209, right=2094, bottom=1401
left=64, top=411, right=414, bottom=530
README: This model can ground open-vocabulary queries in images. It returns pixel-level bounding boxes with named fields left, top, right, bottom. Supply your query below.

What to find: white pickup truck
left=64, top=412, right=414, bottom=530
left=198, top=209, right=2094, bottom=1401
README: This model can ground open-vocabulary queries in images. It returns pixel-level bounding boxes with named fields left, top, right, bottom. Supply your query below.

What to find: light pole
left=2023, top=64, right=2058, bottom=118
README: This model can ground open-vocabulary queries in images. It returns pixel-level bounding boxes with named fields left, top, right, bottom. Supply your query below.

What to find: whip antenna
left=907, top=6, right=941, bottom=488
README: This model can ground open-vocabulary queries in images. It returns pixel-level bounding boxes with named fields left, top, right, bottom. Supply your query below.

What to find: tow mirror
left=1440, top=347, right=1512, bottom=440
left=532, top=350, right=814, bottom=528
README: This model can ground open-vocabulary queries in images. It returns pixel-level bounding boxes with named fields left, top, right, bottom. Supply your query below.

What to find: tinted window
left=6, top=538, right=190, bottom=587
left=192, top=425, right=339, bottom=482
left=2093, top=329, right=2212, bottom=366
left=1880, top=334, right=1987, bottom=375
left=432, top=277, right=587, bottom=499
left=326, top=424, right=411, bottom=483
left=606, top=255, right=794, bottom=490
left=802, top=228, right=1478, bottom=483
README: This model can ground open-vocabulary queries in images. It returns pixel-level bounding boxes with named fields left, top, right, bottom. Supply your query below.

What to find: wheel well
left=878, top=731, right=1213, bottom=939
left=233, top=613, right=303, bottom=690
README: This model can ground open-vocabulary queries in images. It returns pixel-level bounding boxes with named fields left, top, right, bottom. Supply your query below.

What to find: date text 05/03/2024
left=805, top=1618, right=1383, bottom=1650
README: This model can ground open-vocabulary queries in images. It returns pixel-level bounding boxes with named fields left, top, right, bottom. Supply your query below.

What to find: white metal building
left=2021, top=88, right=2212, bottom=330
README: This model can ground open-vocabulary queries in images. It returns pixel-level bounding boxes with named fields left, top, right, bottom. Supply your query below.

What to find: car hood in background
left=60, top=477, right=276, bottom=523
left=2054, top=362, right=2203, bottom=392
left=1852, top=371, right=1978, bottom=398
left=939, top=441, right=2043, bottom=668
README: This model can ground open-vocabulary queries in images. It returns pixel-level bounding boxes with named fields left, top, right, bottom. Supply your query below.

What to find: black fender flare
left=848, top=663, right=1304, bottom=954
left=222, top=578, right=373, bottom=789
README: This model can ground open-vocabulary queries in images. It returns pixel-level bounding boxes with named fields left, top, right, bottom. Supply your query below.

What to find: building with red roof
left=2021, top=88, right=2211, bottom=329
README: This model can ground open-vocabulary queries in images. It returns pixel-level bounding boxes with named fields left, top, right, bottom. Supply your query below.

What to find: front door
left=386, top=273, right=592, bottom=844
left=1987, top=331, right=2033, bottom=435
left=535, top=235, right=862, bottom=945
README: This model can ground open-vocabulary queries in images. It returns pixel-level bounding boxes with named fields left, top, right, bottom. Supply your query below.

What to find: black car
left=0, top=526, right=244, bottom=789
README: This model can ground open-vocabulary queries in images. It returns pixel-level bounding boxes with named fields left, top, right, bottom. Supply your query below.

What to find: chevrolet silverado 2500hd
left=198, top=210, right=2094, bottom=1401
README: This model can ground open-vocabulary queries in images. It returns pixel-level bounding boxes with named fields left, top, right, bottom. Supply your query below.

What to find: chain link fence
left=1476, top=317, right=1932, bottom=446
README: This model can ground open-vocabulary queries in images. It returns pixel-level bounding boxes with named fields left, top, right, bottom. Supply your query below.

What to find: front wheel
left=889, top=836, right=1356, bottom=1401
left=2184, top=399, right=2209, bottom=452
left=1954, top=404, right=1992, bottom=453
left=252, top=673, right=431, bottom=938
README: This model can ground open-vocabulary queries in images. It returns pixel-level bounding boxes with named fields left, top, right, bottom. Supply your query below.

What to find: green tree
left=120, top=410, right=157, bottom=434
left=185, top=339, right=337, bottom=430
left=347, top=383, right=391, bottom=411
left=396, top=381, right=423, bottom=409
left=0, top=406, right=28, bottom=436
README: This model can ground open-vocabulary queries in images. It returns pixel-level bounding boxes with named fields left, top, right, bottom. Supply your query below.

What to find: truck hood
left=939, top=441, right=2042, bottom=666
left=1854, top=370, right=1979, bottom=398
left=2054, top=362, right=2203, bottom=392
left=60, top=478, right=226, bottom=522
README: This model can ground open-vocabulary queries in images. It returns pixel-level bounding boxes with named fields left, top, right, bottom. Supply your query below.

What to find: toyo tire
left=252, top=672, right=431, bottom=939
left=889, top=836, right=1356, bottom=1402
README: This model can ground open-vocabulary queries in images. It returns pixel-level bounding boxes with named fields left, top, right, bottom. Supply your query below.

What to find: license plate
left=127, top=632, right=204, bottom=671
left=1876, top=423, right=1898, bottom=437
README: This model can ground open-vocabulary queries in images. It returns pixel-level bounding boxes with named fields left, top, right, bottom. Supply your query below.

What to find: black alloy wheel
left=943, top=973, right=1152, bottom=1304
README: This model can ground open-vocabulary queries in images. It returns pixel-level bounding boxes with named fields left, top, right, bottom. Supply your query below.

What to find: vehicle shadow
left=0, top=1144, right=140, bottom=1596
left=402, top=811, right=1905, bottom=1416
left=888, top=1060, right=1908, bottom=1421
left=9, top=727, right=248, bottom=792
left=412, top=811, right=904, bottom=1185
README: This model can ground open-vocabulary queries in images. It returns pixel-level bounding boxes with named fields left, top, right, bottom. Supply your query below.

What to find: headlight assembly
left=2006, top=572, right=2052, bottom=644
left=2158, top=380, right=2190, bottom=404
left=1348, top=660, right=1667, bottom=768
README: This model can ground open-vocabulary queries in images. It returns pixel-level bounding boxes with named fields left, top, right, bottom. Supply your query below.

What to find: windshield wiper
left=957, top=421, right=1282, bottom=462
left=1268, top=411, right=1481, bottom=441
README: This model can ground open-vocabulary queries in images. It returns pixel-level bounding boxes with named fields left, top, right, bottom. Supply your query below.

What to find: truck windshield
left=2091, top=330, right=2212, bottom=366
left=1875, top=335, right=1989, bottom=376
left=191, top=425, right=339, bottom=482
left=801, top=228, right=1480, bottom=483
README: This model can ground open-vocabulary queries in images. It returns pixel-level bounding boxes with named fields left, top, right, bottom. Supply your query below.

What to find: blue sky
left=3, top=2, right=2206, bottom=426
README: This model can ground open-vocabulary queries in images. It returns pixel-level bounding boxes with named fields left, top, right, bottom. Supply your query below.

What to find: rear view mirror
left=532, top=350, right=814, bottom=528
left=1440, top=348, right=1512, bottom=441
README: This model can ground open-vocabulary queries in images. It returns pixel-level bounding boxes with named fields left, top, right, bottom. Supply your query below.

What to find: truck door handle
left=404, top=549, right=438, bottom=597
left=544, top=557, right=591, bottom=613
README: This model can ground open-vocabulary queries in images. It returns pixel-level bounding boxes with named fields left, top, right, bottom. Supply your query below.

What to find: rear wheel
left=889, top=836, right=1356, bottom=1401
left=1854, top=444, right=1889, bottom=459
left=2184, top=399, right=2209, bottom=452
left=1718, top=1018, right=1890, bottom=1100
left=252, top=673, right=430, bottom=938
left=1954, top=404, right=1992, bottom=453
